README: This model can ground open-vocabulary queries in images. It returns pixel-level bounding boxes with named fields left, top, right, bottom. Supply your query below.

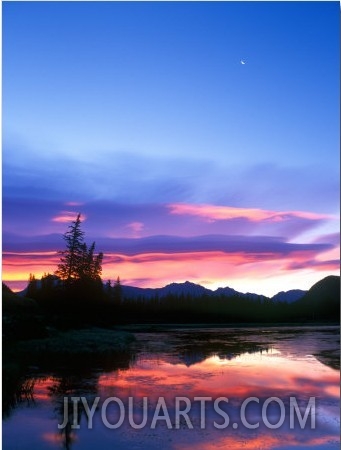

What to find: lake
left=2, top=326, right=340, bottom=449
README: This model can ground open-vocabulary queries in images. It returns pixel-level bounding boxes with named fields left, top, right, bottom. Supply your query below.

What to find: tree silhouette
left=26, top=274, right=38, bottom=299
left=113, top=276, right=122, bottom=305
left=55, top=214, right=85, bottom=284
left=79, top=242, right=103, bottom=283
left=54, top=214, right=104, bottom=311
left=55, top=214, right=103, bottom=285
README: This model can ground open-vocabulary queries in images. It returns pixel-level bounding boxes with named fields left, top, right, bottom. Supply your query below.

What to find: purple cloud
left=3, top=233, right=334, bottom=258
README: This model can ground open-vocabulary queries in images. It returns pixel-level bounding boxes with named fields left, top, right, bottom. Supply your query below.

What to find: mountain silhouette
left=271, top=289, right=307, bottom=303
left=120, top=281, right=266, bottom=301
left=16, top=276, right=339, bottom=308
left=295, top=275, right=340, bottom=320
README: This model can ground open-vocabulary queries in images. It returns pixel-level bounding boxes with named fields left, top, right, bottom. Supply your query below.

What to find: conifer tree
left=113, top=276, right=122, bottom=305
left=53, top=213, right=105, bottom=311
left=55, top=213, right=104, bottom=286
left=26, top=273, right=38, bottom=299
left=55, top=213, right=85, bottom=283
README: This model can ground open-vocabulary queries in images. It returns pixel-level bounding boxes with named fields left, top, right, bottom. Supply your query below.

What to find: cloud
left=232, top=163, right=339, bottom=214
left=4, top=133, right=338, bottom=216
left=125, top=221, right=144, bottom=237
left=7, top=198, right=330, bottom=245
left=3, top=232, right=337, bottom=291
left=286, top=259, right=340, bottom=271
left=4, top=244, right=339, bottom=295
left=3, top=234, right=334, bottom=269
left=168, top=203, right=333, bottom=223
left=312, top=232, right=340, bottom=246
left=65, top=201, right=84, bottom=207
left=91, top=234, right=333, bottom=257
left=3, top=193, right=338, bottom=295
left=51, top=211, right=84, bottom=223
left=3, top=136, right=209, bottom=204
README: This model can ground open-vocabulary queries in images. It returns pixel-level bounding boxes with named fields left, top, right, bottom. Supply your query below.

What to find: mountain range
left=17, top=275, right=340, bottom=306
left=120, top=280, right=303, bottom=302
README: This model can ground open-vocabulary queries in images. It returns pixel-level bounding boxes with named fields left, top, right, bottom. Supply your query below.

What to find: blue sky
left=3, top=1, right=340, bottom=295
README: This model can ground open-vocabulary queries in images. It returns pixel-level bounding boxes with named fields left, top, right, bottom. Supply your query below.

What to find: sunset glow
left=3, top=1, right=339, bottom=296
left=3, top=199, right=339, bottom=295
left=98, top=351, right=340, bottom=402
left=2, top=203, right=339, bottom=296
left=4, top=325, right=339, bottom=449
left=3, top=238, right=339, bottom=296
left=2, top=5, right=340, bottom=450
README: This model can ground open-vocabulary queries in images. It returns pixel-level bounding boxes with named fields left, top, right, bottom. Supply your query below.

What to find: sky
left=2, top=1, right=340, bottom=296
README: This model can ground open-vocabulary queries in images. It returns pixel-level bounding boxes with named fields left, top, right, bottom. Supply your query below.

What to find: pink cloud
left=2, top=236, right=339, bottom=295
left=125, top=221, right=144, bottom=237
left=64, top=201, right=84, bottom=207
left=100, top=250, right=339, bottom=294
left=51, top=211, right=86, bottom=223
left=168, top=203, right=333, bottom=223
left=3, top=247, right=339, bottom=296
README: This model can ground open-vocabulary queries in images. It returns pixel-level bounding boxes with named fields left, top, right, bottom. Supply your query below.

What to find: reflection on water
left=3, top=327, right=340, bottom=449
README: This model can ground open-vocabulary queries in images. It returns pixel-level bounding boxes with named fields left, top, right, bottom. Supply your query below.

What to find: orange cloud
left=100, top=250, right=339, bottom=295
left=3, top=251, right=59, bottom=290
left=168, top=203, right=333, bottom=223
left=3, top=248, right=339, bottom=296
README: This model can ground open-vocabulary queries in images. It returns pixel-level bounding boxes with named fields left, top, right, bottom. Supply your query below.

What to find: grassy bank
left=4, top=327, right=137, bottom=374
left=16, top=327, right=135, bottom=356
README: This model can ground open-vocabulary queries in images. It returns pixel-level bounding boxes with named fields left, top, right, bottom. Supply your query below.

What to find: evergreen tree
left=26, top=273, right=38, bottom=299
left=105, top=279, right=113, bottom=300
left=41, top=273, right=57, bottom=298
left=93, top=251, right=104, bottom=281
left=54, top=213, right=103, bottom=283
left=77, top=241, right=103, bottom=282
left=55, top=214, right=104, bottom=307
left=113, top=276, right=122, bottom=305
left=55, top=213, right=85, bottom=283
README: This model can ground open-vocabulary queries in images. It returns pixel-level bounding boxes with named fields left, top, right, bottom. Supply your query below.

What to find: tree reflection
left=49, top=375, right=98, bottom=450
left=173, top=331, right=271, bottom=366
left=2, top=346, right=137, bottom=450
left=2, top=370, right=36, bottom=418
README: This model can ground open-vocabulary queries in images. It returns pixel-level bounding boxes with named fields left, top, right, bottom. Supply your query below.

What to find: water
left=3, top=326, right=340, bottom=449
